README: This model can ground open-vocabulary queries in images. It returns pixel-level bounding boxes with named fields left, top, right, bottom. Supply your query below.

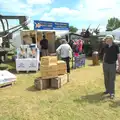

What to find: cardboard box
left=48, top=71, right=58, bottom=77
left=41, top=71, right=58, bottom=79
left=34, top=77, right=50, bottom=90
left=51, top=74, right=68, bottom=89
left=41, top=56, right=57, bottom=66
left=57, top=60, right=66, bottom=70
left=49, top=64, right=58, bottom=71
left=40, top=64, right=57, bottom=72
left=41, top=71, right=49, bottom=77
left=57, top=60, right=66, bottom=64
left=58, top=69, right=67, bottom=75
left=41, top=64, right=58, bottom=79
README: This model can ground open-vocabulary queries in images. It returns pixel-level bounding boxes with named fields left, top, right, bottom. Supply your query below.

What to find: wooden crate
left=0, top=81, right=15, bottom=88
left=34, top=77, right=50, bottom=90
left=51, top=74, right=68, bottom=89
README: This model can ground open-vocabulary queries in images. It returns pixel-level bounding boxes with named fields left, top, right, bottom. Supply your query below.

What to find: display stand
left=74, top=54, right=86, bottom=69
left=16, top=44, right=40, bottom=73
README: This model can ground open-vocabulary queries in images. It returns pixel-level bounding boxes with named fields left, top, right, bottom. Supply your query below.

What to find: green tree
left=106, top=17, right=120, bottom=31
left=69, top=26, right=78, bottom=33
left=23, top=25, right=30, bottom=30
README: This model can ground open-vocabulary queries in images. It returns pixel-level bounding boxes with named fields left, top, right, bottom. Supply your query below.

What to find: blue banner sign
left=34, top=20, right=69, bottom=30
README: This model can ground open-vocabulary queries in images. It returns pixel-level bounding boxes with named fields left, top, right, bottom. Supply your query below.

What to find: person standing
left=99, top=39, right=106, bottom=60
left=56, top=39, right=72, bottom=73
left=30, top=33, right=36, bottom=44
left=103, top=35, right=120, bottom=99
left=40, top=35, right=48, bottom=57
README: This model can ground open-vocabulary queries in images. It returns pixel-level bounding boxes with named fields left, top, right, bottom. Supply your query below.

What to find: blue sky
left=0, top=0, right=120, bottom=31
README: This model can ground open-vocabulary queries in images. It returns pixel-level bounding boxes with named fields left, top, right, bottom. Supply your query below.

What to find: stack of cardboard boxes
left=57, top=61, right=67, bottom=75
left=34, top=56, right=69, bottom=90
left=41, top=56, right=58, bottom=79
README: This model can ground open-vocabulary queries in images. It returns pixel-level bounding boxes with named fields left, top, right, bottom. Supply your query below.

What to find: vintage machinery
left=0, top=15, right=30, bottom=63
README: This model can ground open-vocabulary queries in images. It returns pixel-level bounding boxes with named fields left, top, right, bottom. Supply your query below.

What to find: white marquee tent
left=112, top=27, right=120, bottom=40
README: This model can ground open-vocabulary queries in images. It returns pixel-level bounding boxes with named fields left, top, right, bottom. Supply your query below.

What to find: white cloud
left=27, top=0, right=53, bottom=5
left=40, top=13, right=55, bottom=21
left=0, top=0, right=50, bottom=17
left=1, top=0, right=120, bottom=31
left=40, top=0, right=120, bottom=30
left=84, top=0, right=117, bottom=10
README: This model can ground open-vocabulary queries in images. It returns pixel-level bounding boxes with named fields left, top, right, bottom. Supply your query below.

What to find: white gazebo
left=112, top=27, right=120, bottom=40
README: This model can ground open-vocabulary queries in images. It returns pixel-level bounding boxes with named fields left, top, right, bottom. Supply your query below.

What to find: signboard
left=34, top=20, right=69, bottom=30
left=74, top=54, right=86, bottom=68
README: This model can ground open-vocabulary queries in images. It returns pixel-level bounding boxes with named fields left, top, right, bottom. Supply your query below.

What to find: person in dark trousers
left=40, top=35, right=48, bottom=56
left=30, top=33, right=36, bottom=44
left=103, top=35, right=120, bottom=99
left=56, top=39, right=72, bottom=73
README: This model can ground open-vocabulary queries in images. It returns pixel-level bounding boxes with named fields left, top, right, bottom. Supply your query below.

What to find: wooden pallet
left=0, top=81, right=16, bottom=88
left=41, top=76, right=58, bottom=80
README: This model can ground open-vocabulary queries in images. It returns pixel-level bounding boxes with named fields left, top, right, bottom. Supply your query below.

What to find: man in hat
left=103, top=35, right=120, bottom=99
left=56, top=39, right=72, bottom=73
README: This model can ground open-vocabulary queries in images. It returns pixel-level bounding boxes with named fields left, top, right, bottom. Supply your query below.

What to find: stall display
left=17, top=46, right=28, bottom=59
left=16, top=44, right=40, bottom=73
left=0, top=70, right=16, bottom=87
left=34, top=56, right=69, bottom=90
left=57, top=61, right=67, bottom=75
left=74, top=54, right=86, bottom=68
left=41, top=56, right=58, bottom=79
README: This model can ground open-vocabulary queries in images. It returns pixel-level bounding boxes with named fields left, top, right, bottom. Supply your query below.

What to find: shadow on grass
left=0, top=83, right=12, bottom=88
left=8, top=69, right=38, bottom=75
left=8, top=69, right=17, bottom=74
left=86, top=57, right=92, bottom=60
left=109, top=100, right=120, bottom=108
left=26, top=85, right=39, bottom=92
left=74, top=92, right=106, bottom=104
left=27, top=85, right=53, bottom=92
left=88, top=64, right=100, bottom=67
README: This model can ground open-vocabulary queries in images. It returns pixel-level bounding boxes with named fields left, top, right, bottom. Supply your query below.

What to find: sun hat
left=104, top=34, right=114, bottom=41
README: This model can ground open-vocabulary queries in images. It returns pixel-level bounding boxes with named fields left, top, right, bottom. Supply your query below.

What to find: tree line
left=69, top=17, right=120, bottom=33
left=23, top=17, right=120, bottom=32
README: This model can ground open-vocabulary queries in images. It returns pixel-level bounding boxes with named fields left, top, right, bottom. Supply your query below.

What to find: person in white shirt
left=56, top=39, right=72, bottom=73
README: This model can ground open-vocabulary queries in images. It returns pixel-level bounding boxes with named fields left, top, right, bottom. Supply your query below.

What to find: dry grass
left=0, top=59, right=120, bottom=120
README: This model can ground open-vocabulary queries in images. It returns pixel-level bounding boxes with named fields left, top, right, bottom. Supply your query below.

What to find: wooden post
left=67, top=73, right=70, bottom=82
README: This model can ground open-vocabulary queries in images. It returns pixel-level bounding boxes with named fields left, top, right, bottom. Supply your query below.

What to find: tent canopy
left=112, top=27, right=120, bottom=40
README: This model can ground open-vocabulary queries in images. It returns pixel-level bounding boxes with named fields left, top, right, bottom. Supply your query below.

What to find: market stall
left=16, top=44, right=40, bottom=73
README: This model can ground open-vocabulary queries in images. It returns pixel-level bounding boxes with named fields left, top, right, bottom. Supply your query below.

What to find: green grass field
left=0, top=60, right=120, bottom=120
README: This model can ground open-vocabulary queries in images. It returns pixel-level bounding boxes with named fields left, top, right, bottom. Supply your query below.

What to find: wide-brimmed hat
left=104, top=35, right=114, bottom=41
